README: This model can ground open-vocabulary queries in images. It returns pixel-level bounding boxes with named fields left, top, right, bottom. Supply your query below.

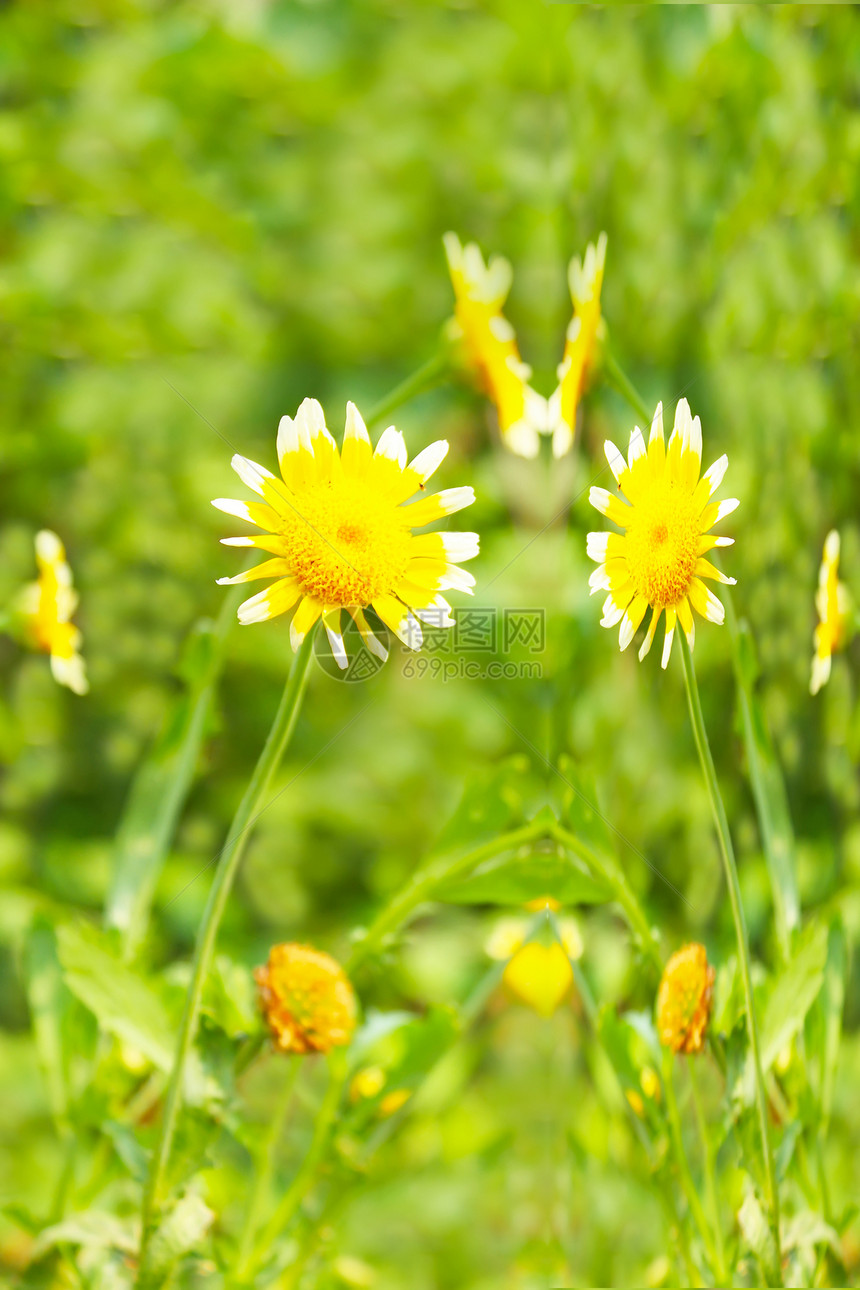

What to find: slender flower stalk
left=662, top=1050, right=722, bottom=1282
left=233, top=1059, right=301, bottom=1278
left=688, top=1058, right=728, bottom=1285
left=139, top=632, right=316, bottom=1261
left=679, top=633, right=780, bottom=1279
left=364, top=353, right=451, bottom=429
left=242, top=1050, right=349, bottom=1280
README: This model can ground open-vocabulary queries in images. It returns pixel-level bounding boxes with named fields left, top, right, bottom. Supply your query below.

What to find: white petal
left=238, top=589, right=272, bottom=624
left=711, top=498, right=740, bottom=524
left=427, top=486, right=475, bottom=517
left=408, top=440, right=448, bottom=483
left=277, top=415, right=301, bottom=464
left=703, top=454, right=728, bottom=494
left=627, top=427, right=646, bottom=468
left=489, top=314, right=515, bottom=342
left=589, top=567, right=611, bottom=594
left=295, top=397, right=327, bottom=440
left=586, top=532, right=610, bottom=562
left=212, top=498, right=254, bottom=522
left=589, top=486, right=616, bottom=517
left=688, top=413, right=702, bottom=462
left=673, top=398, right=693, bottom=446
left=231, top=454, right=273, bottom=496
left=703, top=590, right=725, bottom=624
left=649, top=402, right=664, bottom=445
left=220, top=536, right=255, bottom=547
left=325, top=625, right=349, bottom=670
left=661, top=622, right=675, bottom=669
left=344, top=401, right=371, bottom=448
left=437, top=565, right=476, bottom=593
left=438, top=532, right=479, bottom=562
left=375, top=426, right=407, bottom=469
left=36, top=530, right=64, bottom=563
left=603, top=442, right=626, bottom=485
left=601, top=596, right=626, bottom=628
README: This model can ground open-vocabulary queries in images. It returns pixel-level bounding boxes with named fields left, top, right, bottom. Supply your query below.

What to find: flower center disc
left=273, top=477, right=412, bottom=607
left=624, top=480, right=699, bottom=608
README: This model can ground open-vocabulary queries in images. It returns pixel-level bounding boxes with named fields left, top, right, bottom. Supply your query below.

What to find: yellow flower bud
left=254, top=942, right=357, bottom=1056
left=656, top=942, right=715, bottom=1056
left=503, top=942, right=573, bottom=1018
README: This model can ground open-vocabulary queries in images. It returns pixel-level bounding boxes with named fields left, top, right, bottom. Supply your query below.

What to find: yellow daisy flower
left=443, top=232, right=547, bottom=459
left=254, top=942, right=357, bottom=1056
left=19, top=530, right=88, bottom=695
left=656, top=942, right=715, bottom=1056
left=810, top=529, right=851, bottom=695
left=548, top=233, right=607, bottom=459
left=587, top=399, right=738, bottom=669
left=213, top=398, right=478, bottom=668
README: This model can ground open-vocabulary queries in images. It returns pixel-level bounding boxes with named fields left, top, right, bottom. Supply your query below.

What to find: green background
left=1, top=3, right=858, bottom=1286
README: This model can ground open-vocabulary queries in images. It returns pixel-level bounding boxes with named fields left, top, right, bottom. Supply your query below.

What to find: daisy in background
left=547, top=233, right=608, bottom=459
left=17, top=530, right=88, bottom=694
left=443, top=232, right=548, bottom=459
left=213, top=398, right=478, bottom=668
left=810, top=529, right=851, bottom=695
left=587, top=399, right=738, bottom=669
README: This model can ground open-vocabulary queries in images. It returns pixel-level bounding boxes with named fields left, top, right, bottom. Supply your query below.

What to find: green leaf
left=555, top=755, right=618, bottom=865
left=428, top=758, right=529, bottom=860
left=728, top=610, right=800, bottom=960
left=31, top=1211, right=137, bottom=1260
left=817, top=919, right=846, bottom=1128
left=23, top=918, right=73, bottom=1125
left=138, top=1193, right=214, bottom=1288
left=737, top=1183, right=780, bottom=1285
left=56, top=920, right=216, bottom=1104
left=104, top=604, right=235, bottom=958
left=737, top=921, right=827, bottom=1103
left=437, top=843, right=610, bottom=906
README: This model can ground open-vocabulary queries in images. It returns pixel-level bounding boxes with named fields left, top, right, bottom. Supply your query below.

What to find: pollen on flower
left=656, top=942, right=715, bottom=1056
left=624, top=479, right=702, bottom=608
left=278, top=477, right=413, bottom=607
left=255, top=943, right=357, bottom=1056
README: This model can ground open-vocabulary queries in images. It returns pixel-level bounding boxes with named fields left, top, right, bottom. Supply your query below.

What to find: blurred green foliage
left=1, top=2, right=859, bottom=1286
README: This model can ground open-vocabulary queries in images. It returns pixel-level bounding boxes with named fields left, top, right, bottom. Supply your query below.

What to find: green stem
left=679, top=632, right=781, bottom=1283
left=603, top=350, right=652, bottom=426
left=722, top=580, right=799, bottom=963
left=139, top=632, right=316, bottom=1267
left=365, top=353, right=450, bottom=429
left=347, top=820, right=546, bottom=973
left=245, top=1051, right=349, bottom=1280
left=688, top=1057, right=729, bottom=1285
left=662, top=1051, right=721, bottom=1280
left=233, top=1059, right=301, bottom=1281
left=550, top=824, right=662, bottom=973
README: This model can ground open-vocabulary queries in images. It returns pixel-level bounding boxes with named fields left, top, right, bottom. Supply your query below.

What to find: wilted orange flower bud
left=656, top=942, right=715, bottom=1056
left=254, top=943, right=357, bottom=1055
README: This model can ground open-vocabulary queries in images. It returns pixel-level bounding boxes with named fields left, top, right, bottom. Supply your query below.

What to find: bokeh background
left=1, top=3, right=858, bottom=1286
